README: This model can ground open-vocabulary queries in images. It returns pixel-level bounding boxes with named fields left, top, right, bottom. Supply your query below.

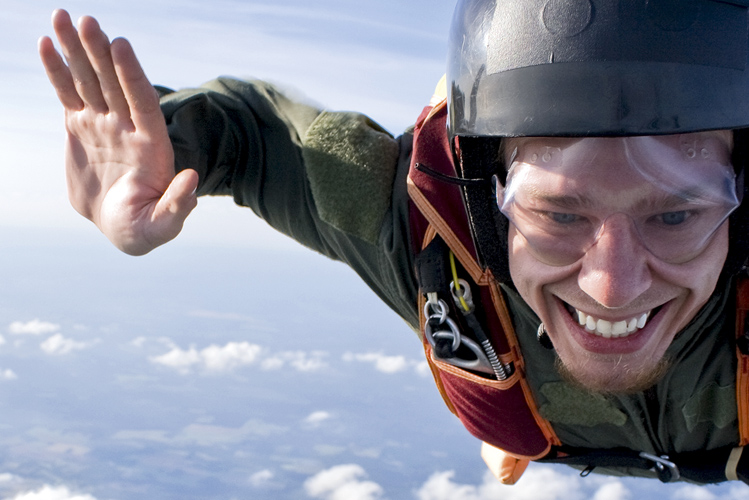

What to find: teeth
left=611, top=321, right=627, bottom=335
left=574, top=309, right=651, bottom=338
left=637, top=314, right=647, bottom=329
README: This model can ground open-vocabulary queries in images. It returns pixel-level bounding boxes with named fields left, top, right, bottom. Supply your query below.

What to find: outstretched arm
left=39, top=9, right=198, bottom=255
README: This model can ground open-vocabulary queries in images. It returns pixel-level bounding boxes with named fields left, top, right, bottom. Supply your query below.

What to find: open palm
left=39, top=10, right=198, bottom=255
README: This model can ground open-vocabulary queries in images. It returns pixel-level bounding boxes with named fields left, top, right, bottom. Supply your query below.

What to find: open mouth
left=564, top=303, right=664, bottom=339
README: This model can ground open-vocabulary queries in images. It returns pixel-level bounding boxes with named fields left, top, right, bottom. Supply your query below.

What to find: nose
left=577, top=214, right=652, bottom=308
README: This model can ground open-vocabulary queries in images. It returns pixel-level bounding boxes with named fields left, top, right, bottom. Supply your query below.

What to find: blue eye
left=550, top=212, right=582, bottom=224
left=659, top=211, right=688, bottom=226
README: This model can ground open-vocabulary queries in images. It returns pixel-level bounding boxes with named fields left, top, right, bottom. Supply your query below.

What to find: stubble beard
left=554, top=355, right=672, bottom=395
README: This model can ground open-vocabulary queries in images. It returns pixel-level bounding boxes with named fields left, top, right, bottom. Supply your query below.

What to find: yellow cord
left=449, top=251, right=470, bottom=312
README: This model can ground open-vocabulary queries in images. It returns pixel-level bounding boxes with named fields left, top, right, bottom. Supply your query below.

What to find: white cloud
left=261, top=351, right=329, bottom=372
left=414, top=360, right=431, bottom=377
left=414, top=466, right=633, bottom=500
left=724, top=486, right=749, bottom=500
left=415, top=471, right=478, bottom=500
left=5, top=485, right=97, bottom=500
left=670, top=485, right=749, bottom=500
left=113, top=419, right=286, bottom=447
left=304, top=464, right=384, bottom=500
left=150, top=346, right=201, bottom=372
left=150, top=341, right=329, bottom=374
left=201, top=342, right=262, bottom=371
left=40, top=334, right=94, bottom=355
left=130, top=336, right=148, bottom=348
left=343, top=351, right=424, bottom=375
left=671, top=486, right=717, bottom=500
left=150, top=342, right=261, bottom=373
left=249, top=469, right=274, bottom=487
left=592, top=481, right=631, bottom=500
left=304, top=411, right=332, bottom=426
left=8, top=320, right=60, bottom=336
left=0, top=369, right=17, bottom=381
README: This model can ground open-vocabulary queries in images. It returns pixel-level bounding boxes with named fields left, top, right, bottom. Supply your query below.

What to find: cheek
left=687, top=223, right=730, bottom=302
left=656, top=223, right=729, bottom=295
left=507, top=226, right=535, bottom=297
left=507, top=225, right=576, bottom=304
left=648, top=223, right=729, bottom=333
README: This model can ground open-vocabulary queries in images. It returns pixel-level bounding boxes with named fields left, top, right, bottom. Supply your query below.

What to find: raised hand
left=39, top=9, right=198, bottom=255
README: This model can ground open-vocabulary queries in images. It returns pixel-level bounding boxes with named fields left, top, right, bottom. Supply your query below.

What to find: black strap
left=414, top=162, right=490, bottom=187
left=414, top=237, right=449, bottom=294
left=541, top=446, right=749, bottom=485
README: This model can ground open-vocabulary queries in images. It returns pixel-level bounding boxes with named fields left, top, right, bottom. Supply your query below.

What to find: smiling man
left=502, top=133, right=739, bottom=394
left=40, top=0, right=749, bottom=488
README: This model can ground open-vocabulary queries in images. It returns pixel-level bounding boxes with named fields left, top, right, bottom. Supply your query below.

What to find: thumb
left=148, top=169, right=199, bottom=244
left=161, top=168, right=199, bottom=217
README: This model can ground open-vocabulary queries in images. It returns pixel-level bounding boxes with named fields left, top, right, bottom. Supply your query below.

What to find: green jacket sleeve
left=158, top=77, right=419, bottom=328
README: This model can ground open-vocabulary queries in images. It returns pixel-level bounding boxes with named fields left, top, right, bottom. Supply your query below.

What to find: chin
left=554, top=356, right=672, bottom=395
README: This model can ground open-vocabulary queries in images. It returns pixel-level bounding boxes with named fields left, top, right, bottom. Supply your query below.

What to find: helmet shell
left=448, top=0, right=749, bottom=137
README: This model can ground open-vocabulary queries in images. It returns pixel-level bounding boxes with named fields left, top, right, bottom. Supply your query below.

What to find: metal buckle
left=639, top=452, right=681, bottom=483
left=423, top=297, right=496, bottom=375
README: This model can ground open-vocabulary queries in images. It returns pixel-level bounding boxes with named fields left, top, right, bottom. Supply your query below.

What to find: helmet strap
left=456, top=136, right=512, bottom=283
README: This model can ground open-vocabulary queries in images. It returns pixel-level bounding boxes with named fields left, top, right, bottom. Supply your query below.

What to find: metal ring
left=450, top=279, right=472, bottom=303
left=424, top=316, right=461, bottom=352
left=431, top=333, right=495, bottom=375
left=423, top=298, right=448, bottom=324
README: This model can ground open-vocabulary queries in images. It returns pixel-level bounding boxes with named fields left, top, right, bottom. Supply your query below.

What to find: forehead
left=504, top=131, right=733, bottom=167
left=503, top=131, right=735, bottom=202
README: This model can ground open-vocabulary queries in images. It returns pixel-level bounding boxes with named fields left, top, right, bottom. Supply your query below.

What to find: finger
left=51, top=9, right=108, bottom=112
left=38, top=35, right=84, bottom=110
left=78, top=16, right=130, bottom=117
left=111, top=37, right=164, bottom=135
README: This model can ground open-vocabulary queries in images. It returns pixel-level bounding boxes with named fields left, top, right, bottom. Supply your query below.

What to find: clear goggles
left=498, top=132, right=741, bottom=267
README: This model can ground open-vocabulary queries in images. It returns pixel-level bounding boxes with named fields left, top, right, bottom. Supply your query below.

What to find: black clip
left=640, top=452, right=681, bottom=483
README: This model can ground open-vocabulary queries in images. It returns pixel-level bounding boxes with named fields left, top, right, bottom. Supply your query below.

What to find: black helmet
left=448, top=0, right=749, bottom=137
left=446, top=0, right=749, bottom=281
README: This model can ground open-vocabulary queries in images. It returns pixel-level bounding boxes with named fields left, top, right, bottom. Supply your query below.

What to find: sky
left=0, top=1, right=748, bottom=499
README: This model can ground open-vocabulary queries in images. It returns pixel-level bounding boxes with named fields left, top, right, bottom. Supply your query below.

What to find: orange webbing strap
left=481, top=442, right=530, bottom=485
left=736, top=277, right=749, bottom=446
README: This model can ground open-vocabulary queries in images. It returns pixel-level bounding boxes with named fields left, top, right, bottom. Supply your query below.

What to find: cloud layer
left=304, top=464, right=384, bottom=500
left=150, top=341, right=329, bottom=374
left=342, top=351, right=427, bottom=375
left=8, top=320, right=59, bottom=336
left=6, top=485, right=97, bottom=500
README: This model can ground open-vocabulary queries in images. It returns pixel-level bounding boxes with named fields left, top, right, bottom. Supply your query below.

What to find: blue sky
left=0, top=1, right=748, bottom=499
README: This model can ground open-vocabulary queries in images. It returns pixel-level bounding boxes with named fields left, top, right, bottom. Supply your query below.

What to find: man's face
left=503, top=132, right=736, bottom=393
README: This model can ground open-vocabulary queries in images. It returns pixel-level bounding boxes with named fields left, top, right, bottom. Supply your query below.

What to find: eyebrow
left=522, top=185, right=596, bottom=210
left=522, top=185, right=728, bottom=212
left=637, top=188, right=731, bottom=212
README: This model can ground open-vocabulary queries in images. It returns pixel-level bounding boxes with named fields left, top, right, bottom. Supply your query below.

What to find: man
left=39, top=0, right=749, bottom=485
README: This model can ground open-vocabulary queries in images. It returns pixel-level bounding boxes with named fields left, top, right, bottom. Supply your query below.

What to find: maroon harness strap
left=407, top=101, right=559, bottom=461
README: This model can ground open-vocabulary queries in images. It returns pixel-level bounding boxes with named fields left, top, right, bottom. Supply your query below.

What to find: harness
left=407, top=98, right=749, bottom=485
